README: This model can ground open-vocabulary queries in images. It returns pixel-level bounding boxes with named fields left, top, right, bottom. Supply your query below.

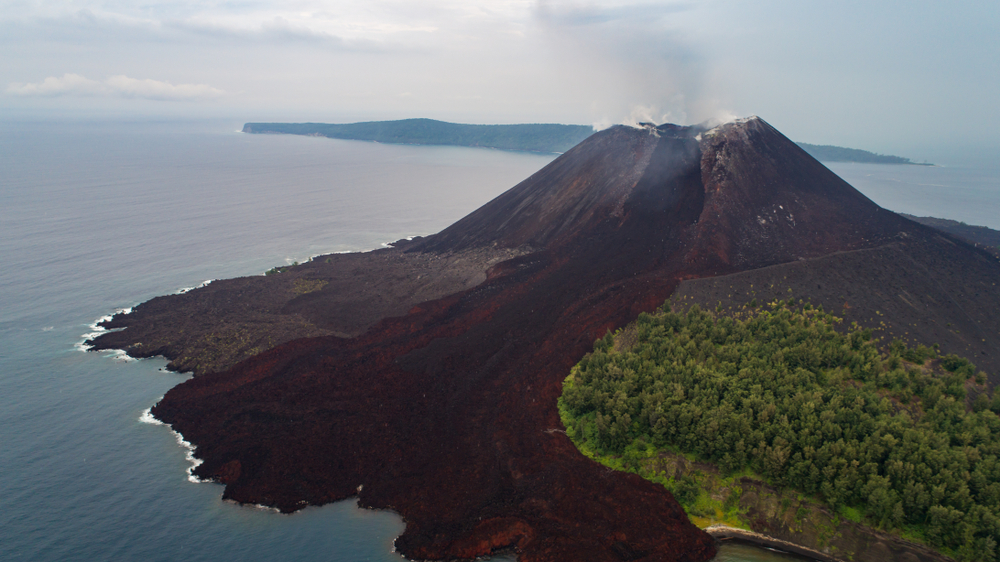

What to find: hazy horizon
left=3, top=1, right=998, bottom=166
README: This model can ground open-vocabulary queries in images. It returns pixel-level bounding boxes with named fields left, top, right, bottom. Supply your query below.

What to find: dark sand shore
left=707, top=526, right=840, bottom=562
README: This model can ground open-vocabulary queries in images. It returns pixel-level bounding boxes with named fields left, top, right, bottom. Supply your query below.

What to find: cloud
left=6, top=73, right=226, bottom=101
left=5, top=73, right=106, bottom=96
left=104, top=75, right=226, bottom=100
left=0, top=6, right=412, bottom=53
left=163, top=16, right=378, bottom=50
left=535, top=1, right=693, bottom=27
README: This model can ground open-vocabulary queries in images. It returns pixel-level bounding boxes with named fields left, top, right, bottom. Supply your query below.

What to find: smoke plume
left=534, top=0, right=735, bottom=128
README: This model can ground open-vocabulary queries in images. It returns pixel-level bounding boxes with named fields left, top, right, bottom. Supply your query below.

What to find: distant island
left=797, top=142, right=933, bottom=165
left=243, top=118, right=931, bottom=164
left=242, top=118, right=594, bottom=153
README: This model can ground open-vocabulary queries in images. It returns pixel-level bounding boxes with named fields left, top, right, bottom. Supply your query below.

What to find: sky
left=2, top=0, right=998, bottom=162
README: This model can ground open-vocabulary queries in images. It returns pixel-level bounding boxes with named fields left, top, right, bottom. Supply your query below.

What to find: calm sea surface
left=826, top=161, right=1000, bottom=230
left=1, top=120, right=995, bottom=561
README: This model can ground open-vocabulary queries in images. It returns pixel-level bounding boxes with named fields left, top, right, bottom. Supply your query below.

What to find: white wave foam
left=76, top=307, right=133, bottom=352
left=108, top=349, right=136, bottom=362
left=378, top=235, right=420, bottom=249
left=42, top=326, right=54, bottom=331
left=140, top=406, right=206, bottom=483
left=249, top=502, right=281, bottom=513
left=139, top=407, right=165, bottom=426
left=90, top=313, right=114, bottom=330
left=175, top=279, right=215, bottom=294
left=221, top=498, right=283, bottom=512
left=307, top=249, right=363, bottom=261
left=173, top=426, right=206, bottom=483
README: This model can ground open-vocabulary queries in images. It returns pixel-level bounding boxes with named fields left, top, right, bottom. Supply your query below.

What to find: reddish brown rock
left=98, top=117, right=988, bottom=561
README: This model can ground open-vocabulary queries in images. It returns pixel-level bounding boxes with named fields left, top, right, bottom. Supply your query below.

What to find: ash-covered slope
left=687, top=117, right=906, bottom=271
left=413, top=123, right=699, bottom=252
left=418, top=117, right=912, bottom=268
left=91, top=117, right=994, bottom=562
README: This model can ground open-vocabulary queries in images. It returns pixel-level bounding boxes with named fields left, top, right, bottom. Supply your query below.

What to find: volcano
left=90, top=117, right=1000, bottom=561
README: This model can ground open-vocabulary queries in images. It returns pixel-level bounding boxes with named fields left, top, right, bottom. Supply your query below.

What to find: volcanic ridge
left=89, top=117, right=1000, bottom=562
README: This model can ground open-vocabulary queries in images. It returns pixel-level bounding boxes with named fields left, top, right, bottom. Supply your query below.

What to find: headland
left=90, top=117, right=998, bottom=561
left=242, top=119, right=595, bottom=153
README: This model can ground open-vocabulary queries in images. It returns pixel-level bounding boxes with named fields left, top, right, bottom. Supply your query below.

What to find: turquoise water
left=2, top=120, right=990, bottom=561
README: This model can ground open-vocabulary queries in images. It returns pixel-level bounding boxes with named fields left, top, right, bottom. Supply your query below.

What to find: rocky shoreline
left=642, top=450, right=958, bottom=562
left=706, top=523, right=956, bottom=562
left=706, top=526, right=841, bottom=562
left=88, top=242, right=524, bottom=375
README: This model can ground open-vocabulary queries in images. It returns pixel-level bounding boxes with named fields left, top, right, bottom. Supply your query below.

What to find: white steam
left=700, top=110, right=740, bottom=128
left=595, top=105, right=741, bottom=131
left=536, top=1, right=738, bottom=128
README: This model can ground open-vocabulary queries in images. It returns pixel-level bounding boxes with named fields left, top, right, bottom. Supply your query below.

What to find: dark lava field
left=90, top=117, right=1000, bottom=562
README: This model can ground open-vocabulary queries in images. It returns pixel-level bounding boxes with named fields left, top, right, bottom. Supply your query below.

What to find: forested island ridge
left=796, top=142, right=933, bottom=165
left=242, top=118, right=593, bottom=153
left=243, top=118, right=930, bottom=163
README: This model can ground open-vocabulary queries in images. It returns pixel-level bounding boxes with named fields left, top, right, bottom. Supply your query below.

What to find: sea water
left=0, top=120, right=549, bottom=562
left=827, top=161, right=1000, bottom=230
left=1, top=120, right=994, bottom=561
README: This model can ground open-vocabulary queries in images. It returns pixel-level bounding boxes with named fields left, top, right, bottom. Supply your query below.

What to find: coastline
left=79, top=247, right=367, bottom=364
left=706, top=526, right=841, bottom=562
left=575, top=439, right=962, bottom=562
left=76, top=307, right=134, bottom=360
left=139, top=406, right=205, bottom=484
left=86, top=237, right=410, bottom=353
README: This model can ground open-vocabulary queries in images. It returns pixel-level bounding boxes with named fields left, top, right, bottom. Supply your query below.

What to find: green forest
left=559, top=301, right=1000, bottom=561
left=243, top=119, right=932, bottom=163
left=242, top=119, right=594, bottom=153
left=796, top=142, right=930, bottom=165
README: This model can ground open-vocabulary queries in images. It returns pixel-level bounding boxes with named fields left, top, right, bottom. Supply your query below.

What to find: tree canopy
left=560, top=301, right=999, bottom=561
left=242, top=119, right=594, bottom=153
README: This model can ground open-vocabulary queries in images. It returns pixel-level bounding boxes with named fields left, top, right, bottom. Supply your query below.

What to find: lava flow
left=97, top=117, right=985, bottom=561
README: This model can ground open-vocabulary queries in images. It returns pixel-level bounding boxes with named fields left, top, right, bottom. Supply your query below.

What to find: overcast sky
left=2, top=0, right=998, bottom=161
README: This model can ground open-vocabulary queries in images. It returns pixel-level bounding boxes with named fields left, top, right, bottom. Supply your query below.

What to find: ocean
left=0, top=120, right=995, bottom=561
left=826, top=161, right=1000, bottom=230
